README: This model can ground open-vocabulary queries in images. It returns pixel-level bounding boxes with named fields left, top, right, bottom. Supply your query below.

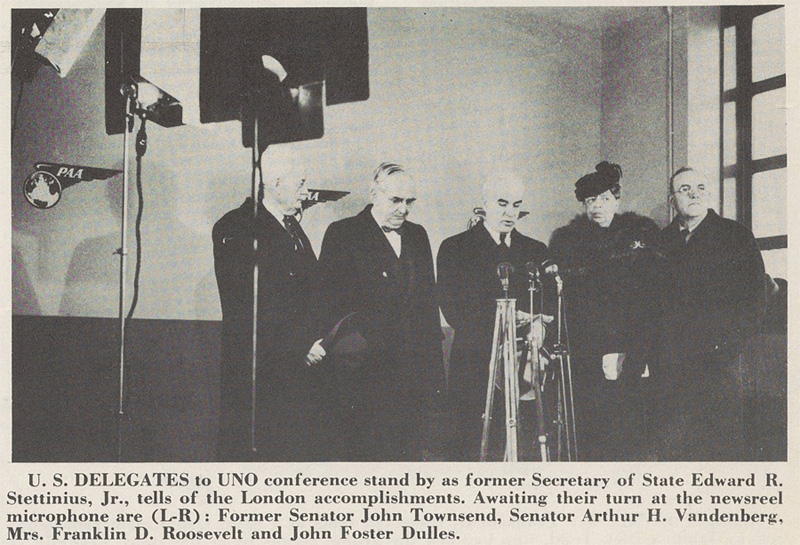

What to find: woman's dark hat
left=575, top=161, right=622, bottom=202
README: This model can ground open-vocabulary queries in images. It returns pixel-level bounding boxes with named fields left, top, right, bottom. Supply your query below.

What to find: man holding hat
left=318, top=162, right=444, bottom=461
left=212, top=170, right=327, bottom=462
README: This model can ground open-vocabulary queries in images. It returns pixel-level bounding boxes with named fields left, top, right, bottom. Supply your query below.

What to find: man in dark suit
left=657, top=167, right=766, bottom=460
left=437, top=175, right=550, bottom=461
left=213, top=170, right=327, bottom=462
left=318, top=162, right=444, bottom=461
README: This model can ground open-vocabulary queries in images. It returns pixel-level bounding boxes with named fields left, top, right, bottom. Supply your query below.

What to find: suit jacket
left=212, top=198, right=324, bottom=460
left=658, top=209, right=766, bottom=363
left=437, top=222, right=549, bottom=405
left=318, top=205, right=444, bottom=460
left=319, top=205, right=443, bottom=370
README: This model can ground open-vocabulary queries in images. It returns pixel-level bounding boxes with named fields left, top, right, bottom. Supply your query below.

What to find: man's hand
left=305, top=339, right=326, bottom=366
left=526, top=314, right=554, bottom=349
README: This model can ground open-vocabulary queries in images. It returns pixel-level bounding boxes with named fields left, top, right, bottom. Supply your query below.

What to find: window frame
left=720, top=5, right=786, bottom=251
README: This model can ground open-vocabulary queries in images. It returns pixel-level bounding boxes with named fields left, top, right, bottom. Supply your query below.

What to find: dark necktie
left=499, top=232, right=508, bottom=246
left=283, top=215, right=305, bottom=251
left=680, top=228, right=691, bottom=244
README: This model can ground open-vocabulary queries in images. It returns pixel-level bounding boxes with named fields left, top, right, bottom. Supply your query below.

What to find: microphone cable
left=11, top=79, right=25, bottom=147
left=126, top=116, right=147, bottom=321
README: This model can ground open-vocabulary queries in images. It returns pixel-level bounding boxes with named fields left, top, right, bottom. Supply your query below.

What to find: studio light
left=122, top=75, right=183, bottom=128
left=34, top=8, right=104, bottom=78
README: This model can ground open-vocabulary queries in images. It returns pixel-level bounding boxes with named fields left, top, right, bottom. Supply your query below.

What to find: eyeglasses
left=672, top=184, right=707, bottom=196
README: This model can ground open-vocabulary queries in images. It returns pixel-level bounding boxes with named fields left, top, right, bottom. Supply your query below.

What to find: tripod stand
left=480, top=296, right=520, bottom=462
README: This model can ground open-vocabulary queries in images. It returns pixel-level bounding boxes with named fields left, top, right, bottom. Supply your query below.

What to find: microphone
left=525, top=261, right=541, bottom=287
left=540, top=259, right=560, bottom=277
left=497, top=262, right=513, bottom=293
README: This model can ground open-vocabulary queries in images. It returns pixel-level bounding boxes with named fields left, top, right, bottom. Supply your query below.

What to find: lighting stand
left=115, top=86, right=135, bottom=461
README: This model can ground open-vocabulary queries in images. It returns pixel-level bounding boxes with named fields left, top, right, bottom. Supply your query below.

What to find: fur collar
left=549, top=212, right=660, bottom=270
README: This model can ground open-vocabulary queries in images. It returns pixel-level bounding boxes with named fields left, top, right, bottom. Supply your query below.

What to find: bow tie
left=382, top=225, right=405, bottom=235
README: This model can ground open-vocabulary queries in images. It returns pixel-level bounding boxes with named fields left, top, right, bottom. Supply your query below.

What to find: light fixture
left=34, top=8, right=105, bottom=78
left=122, top=75, right=183, bottom=127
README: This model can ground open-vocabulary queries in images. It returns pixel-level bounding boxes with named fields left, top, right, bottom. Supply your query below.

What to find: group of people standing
left=213, top=160, right=766, bottom=463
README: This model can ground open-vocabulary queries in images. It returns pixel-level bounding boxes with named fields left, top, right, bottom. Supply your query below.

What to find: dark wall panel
left=12, top=315, right=220, bottom=462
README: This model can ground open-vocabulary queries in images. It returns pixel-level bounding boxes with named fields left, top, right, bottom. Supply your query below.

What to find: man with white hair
left=437, top=174, right=550, bottom=461
left=318, top=162, right=444, bottom=461
left=213, top=170, right=327, bottom=462
left=657, top=166, right=766, bottom=460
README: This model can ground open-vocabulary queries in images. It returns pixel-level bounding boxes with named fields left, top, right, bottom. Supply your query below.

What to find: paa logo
left=22, top=162, right=122, bottom=209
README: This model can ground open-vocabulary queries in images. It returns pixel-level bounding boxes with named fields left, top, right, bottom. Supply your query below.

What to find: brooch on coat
left=631, top=240, right=645, bottom=250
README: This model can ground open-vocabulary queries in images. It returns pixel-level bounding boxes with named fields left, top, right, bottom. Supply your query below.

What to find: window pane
left=752, top=87, right=786, bottom=159
left=751, top=168, right=786, bottom=239
left=723, top=26, right=736, bottom=91
left=722, top=177, right=737, bottom=220
left=723, top=101, right=736, bottom=166
left=752, top=7, right=785, bottom=82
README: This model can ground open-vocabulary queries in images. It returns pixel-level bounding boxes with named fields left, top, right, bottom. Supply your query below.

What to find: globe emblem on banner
left=23, top=170, right=62, bottom=209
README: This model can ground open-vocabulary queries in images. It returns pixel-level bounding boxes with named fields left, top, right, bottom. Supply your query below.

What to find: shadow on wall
left=59, top=174, right=123, bottom=316
left=59, top=232, right=119, bottom=316
left=12, top=245, right=41, bottom=315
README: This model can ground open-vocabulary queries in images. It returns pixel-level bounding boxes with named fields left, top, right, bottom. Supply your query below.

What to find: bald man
left=436, top=175, right=550, bottom=461
left=213, top=172, right=327, bottom=462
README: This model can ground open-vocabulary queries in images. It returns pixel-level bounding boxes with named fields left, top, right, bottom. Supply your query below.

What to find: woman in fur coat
left=548, top=161, right=661, bottom=461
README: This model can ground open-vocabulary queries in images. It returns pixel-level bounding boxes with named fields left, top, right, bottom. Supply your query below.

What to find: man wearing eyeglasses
left=656, top=167, right=766, bottom=461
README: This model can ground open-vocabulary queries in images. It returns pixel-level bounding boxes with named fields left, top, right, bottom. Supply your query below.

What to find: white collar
left=263, top=197, right=289, bottom=224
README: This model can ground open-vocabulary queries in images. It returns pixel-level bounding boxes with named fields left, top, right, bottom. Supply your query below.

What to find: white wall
left=686, top=6, right=722, bottom=210
left=600, top=8, right=672, bottom=225
left=12, top=8, right=604, bottom=320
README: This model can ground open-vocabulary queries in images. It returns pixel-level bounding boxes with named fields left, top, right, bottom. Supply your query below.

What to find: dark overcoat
left=656, top=209, right=766, bottom=460
left=436, top=222, right=549, bottom=460
left=548, top=211, right=662, bottom=460
left=212, top=198, right=326, bottom=461
left=318, top=205, right=444, bottom=461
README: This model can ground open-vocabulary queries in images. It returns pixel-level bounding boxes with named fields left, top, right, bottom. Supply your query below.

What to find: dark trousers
left=326, top=356, right=426, bottom=462
left=571, top=353, right=647, bottom=462
left=656, top=351, right=745, bottom=461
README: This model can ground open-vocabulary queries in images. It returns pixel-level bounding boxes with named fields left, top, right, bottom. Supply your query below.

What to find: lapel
left=261, top=206, right=297, bottom=253
left=687, top=209, right=717, bottom=246
left=663, top=218, right=685, bottom=250
left=249, top=199, right=315, bottom=259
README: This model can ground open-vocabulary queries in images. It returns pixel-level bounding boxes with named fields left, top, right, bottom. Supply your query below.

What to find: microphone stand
left=480, top=264, right=520, bottom=462
left=528, top=268, right=550, bottom=462
left=552, top=273, right=578, bottom=461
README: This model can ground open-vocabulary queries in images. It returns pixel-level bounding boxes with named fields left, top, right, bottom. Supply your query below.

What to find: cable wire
left=126, top=117, right=147, bottom=321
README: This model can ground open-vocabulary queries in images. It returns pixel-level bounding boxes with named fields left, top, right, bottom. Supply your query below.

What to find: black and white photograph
left=4, top=2, right=794, bottom=542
